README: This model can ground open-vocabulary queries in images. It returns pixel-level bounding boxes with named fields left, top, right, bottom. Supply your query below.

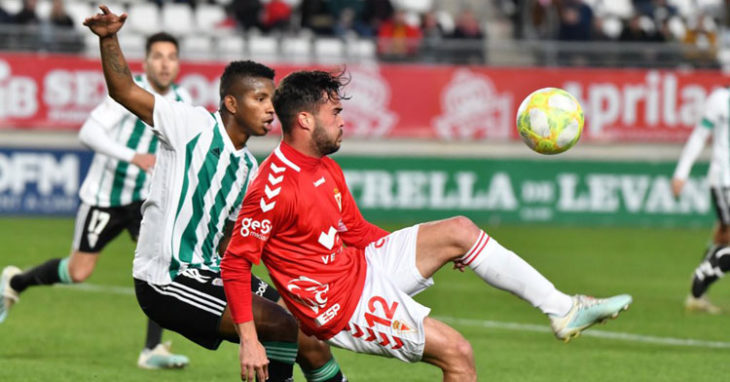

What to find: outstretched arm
left=221, top=254, right=269, bottom=381
left=83, top=5, right=154, bottom=126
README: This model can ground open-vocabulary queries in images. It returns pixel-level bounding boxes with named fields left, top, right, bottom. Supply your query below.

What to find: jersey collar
left=276, top=141, right=322, bottom=172
left=213, top=111, right=246, bottom=156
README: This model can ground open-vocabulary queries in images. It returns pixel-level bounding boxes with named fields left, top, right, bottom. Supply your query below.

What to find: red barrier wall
left=2, top=53, right=728, bottom=142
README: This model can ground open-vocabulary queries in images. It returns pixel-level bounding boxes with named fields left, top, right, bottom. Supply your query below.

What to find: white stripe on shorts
left=149, top=283, right=225, bottom=316
left=170, top=280, right=227, bottom=306
left=71, top=203, right=91, bottom=251
left=167, top=281, right=227, bottom=312
left=714, top=187, right=730, bottom=224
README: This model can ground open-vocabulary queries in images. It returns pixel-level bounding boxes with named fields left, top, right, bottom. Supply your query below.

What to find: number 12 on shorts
left=365, top=296, right=398, bottom=328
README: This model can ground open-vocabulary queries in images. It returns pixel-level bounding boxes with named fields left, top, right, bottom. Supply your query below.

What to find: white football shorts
left=327, top=225, right=434, bottom=362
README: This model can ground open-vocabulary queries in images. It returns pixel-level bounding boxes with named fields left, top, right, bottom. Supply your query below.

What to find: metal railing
left=0, top=24, right=720, bottom=69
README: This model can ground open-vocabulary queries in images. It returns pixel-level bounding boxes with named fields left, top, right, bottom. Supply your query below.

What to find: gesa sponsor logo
left=239, top=217, right=272, bottom=240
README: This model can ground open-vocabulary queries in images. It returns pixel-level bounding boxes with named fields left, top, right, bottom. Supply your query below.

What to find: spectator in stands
left=0, top=5, right=10, bottom=23
left=557, top=0, right=593, bottom=41
left=421, top=11, right=446, bottom=41
left=262, top=0, right=292, bottom=32
left=13, top=0, right=39, bottom=25
left=8, top=0, right=40, bottom=50
left=619, top=14, right=661, bottom=43
left=377, top=8, right=422, bottom=60
left=230, top=0, right=262, bottom=31
left=449, top=9, right=485, bottom=64
left=49, top=0, right=73, bottom=28
left=618, top=14, right=664, bottom=67
left=645, top=0, right=678, bottom=43
left=683, top=14, right=718, bottom=68
left=556, top=0, right=594, bottom=65
left=330, top=0, right=370, bottom=37
left=451, top=9, right=484, bottom=40
left=523, top=0, right=560, bottom=40
left=643, top=0, right=677, bottom=22
left=361, top=0, right=394, bottom=37
left=45, top=0, right=84, bottom=53
left=419, top=10, right=446, bottom=63
left=299, top=0, right=335, bottom=35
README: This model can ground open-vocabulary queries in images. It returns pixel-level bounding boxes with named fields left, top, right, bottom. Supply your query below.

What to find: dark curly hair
left=219, top=60, right=275, bottom=101
left=273, top=69, right=350, bottom=134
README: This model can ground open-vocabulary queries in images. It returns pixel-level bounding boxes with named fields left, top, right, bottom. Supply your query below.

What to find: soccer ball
left=516, top=87, right=584, bottom=155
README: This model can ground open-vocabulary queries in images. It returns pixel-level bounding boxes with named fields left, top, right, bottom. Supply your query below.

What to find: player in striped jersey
left=673, top=86, right=730, bottom=314
left=79, top=6, right=348, bottom=382
left=0, top=32, right=192, bottom=369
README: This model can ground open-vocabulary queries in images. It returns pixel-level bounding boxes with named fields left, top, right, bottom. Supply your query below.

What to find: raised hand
left=83, top=5, right=127, bottom=38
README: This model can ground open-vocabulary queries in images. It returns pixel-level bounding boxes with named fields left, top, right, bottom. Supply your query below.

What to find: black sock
left=9, top=258, right=63, bottom=293
left=144, top=319, right=164, bottom=350
left=264, top=359, right=294, bottom=382
left=691, top=245, right=730, bottom=297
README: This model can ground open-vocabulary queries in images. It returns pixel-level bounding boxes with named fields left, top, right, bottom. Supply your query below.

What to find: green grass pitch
left=1, top=217, right=730, bottom=381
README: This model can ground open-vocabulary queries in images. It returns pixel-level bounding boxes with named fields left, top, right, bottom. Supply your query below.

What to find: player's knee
left=444, top=337, right=475, bottom=375
left=254, top=303, right=299, bottom=343
left=446, top=216, right=480, bottom=248
left=296, top=333, right=332, bottom=369
left=453, top=336, right=474, bottom=362
left=68, top=264, right=93, bottom=283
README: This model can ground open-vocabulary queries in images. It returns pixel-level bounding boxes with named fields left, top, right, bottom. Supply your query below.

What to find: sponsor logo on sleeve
left=239, top=218, right=272, bottom=240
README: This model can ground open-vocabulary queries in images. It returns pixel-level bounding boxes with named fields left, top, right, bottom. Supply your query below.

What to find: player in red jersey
left=222, top=70, right=633, bottom=381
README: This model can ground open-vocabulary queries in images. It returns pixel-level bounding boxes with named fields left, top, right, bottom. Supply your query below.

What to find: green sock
left=58, top=257, right=73, bottom=284
left=261, top=341, right=298, bottom=365
left=303, top=357, right=343, bottom=382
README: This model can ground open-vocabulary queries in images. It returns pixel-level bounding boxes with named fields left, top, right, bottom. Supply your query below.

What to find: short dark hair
left=219, top=60, right=276, bottom=101
left=273, top=70, right=350, bottom=134
left=145, top=32, right=179, bottom=56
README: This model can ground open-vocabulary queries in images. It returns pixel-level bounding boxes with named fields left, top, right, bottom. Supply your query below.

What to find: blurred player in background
left=221, top=69, right=633, bottom=382
left=673, top=86, right=730, bottom=314
left=80, top=6, right=348, bottom=382
left=0, top=31, right=192, bottom=369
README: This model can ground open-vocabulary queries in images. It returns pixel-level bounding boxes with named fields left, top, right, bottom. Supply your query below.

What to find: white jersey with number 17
left=79, top=75, right=191, bottom=207
left=133, top=94, right=258, bottom=285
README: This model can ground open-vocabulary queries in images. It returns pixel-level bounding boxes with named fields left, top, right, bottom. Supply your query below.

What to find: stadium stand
left=0, top=0, right=726, bottom=67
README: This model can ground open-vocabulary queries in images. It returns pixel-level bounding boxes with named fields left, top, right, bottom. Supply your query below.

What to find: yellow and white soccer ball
left=516, top=87, right=584, bottom=155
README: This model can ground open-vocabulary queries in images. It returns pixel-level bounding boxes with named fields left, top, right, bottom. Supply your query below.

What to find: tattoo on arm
left=100, top=37, right=132, bottom=88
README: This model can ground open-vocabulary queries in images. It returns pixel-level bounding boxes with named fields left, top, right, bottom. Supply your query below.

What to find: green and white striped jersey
left=133, top=94, right=259, bottom=285
left=78, top=75, right=192, bottom=207
left=675, top=87, right=730, bottom=187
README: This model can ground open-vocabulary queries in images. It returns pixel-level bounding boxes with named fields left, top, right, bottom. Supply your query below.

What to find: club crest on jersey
left=287, top=276, right=330, bottom=313
left=334, top=188, right=342, bottom=211
left=391, top=319, right=416, bottom=334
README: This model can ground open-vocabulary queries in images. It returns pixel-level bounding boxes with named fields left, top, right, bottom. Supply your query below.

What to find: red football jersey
left=223, top=142, right=388, bottom=339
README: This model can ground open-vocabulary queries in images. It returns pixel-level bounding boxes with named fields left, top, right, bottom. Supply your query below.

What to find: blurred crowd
left=225, top=0, right=486, bottom=63
left=0, top=0, right=84, bottom=52
left=498, top=0, right=725, bottom=67
left=0, top=0, right=726, bottom=67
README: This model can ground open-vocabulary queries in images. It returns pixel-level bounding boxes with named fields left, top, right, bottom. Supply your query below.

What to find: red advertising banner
left=1, top=53, right=728, bottom=142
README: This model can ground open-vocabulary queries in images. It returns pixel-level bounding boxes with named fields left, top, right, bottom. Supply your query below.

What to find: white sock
left=461, top=231, right=573, bottom=317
